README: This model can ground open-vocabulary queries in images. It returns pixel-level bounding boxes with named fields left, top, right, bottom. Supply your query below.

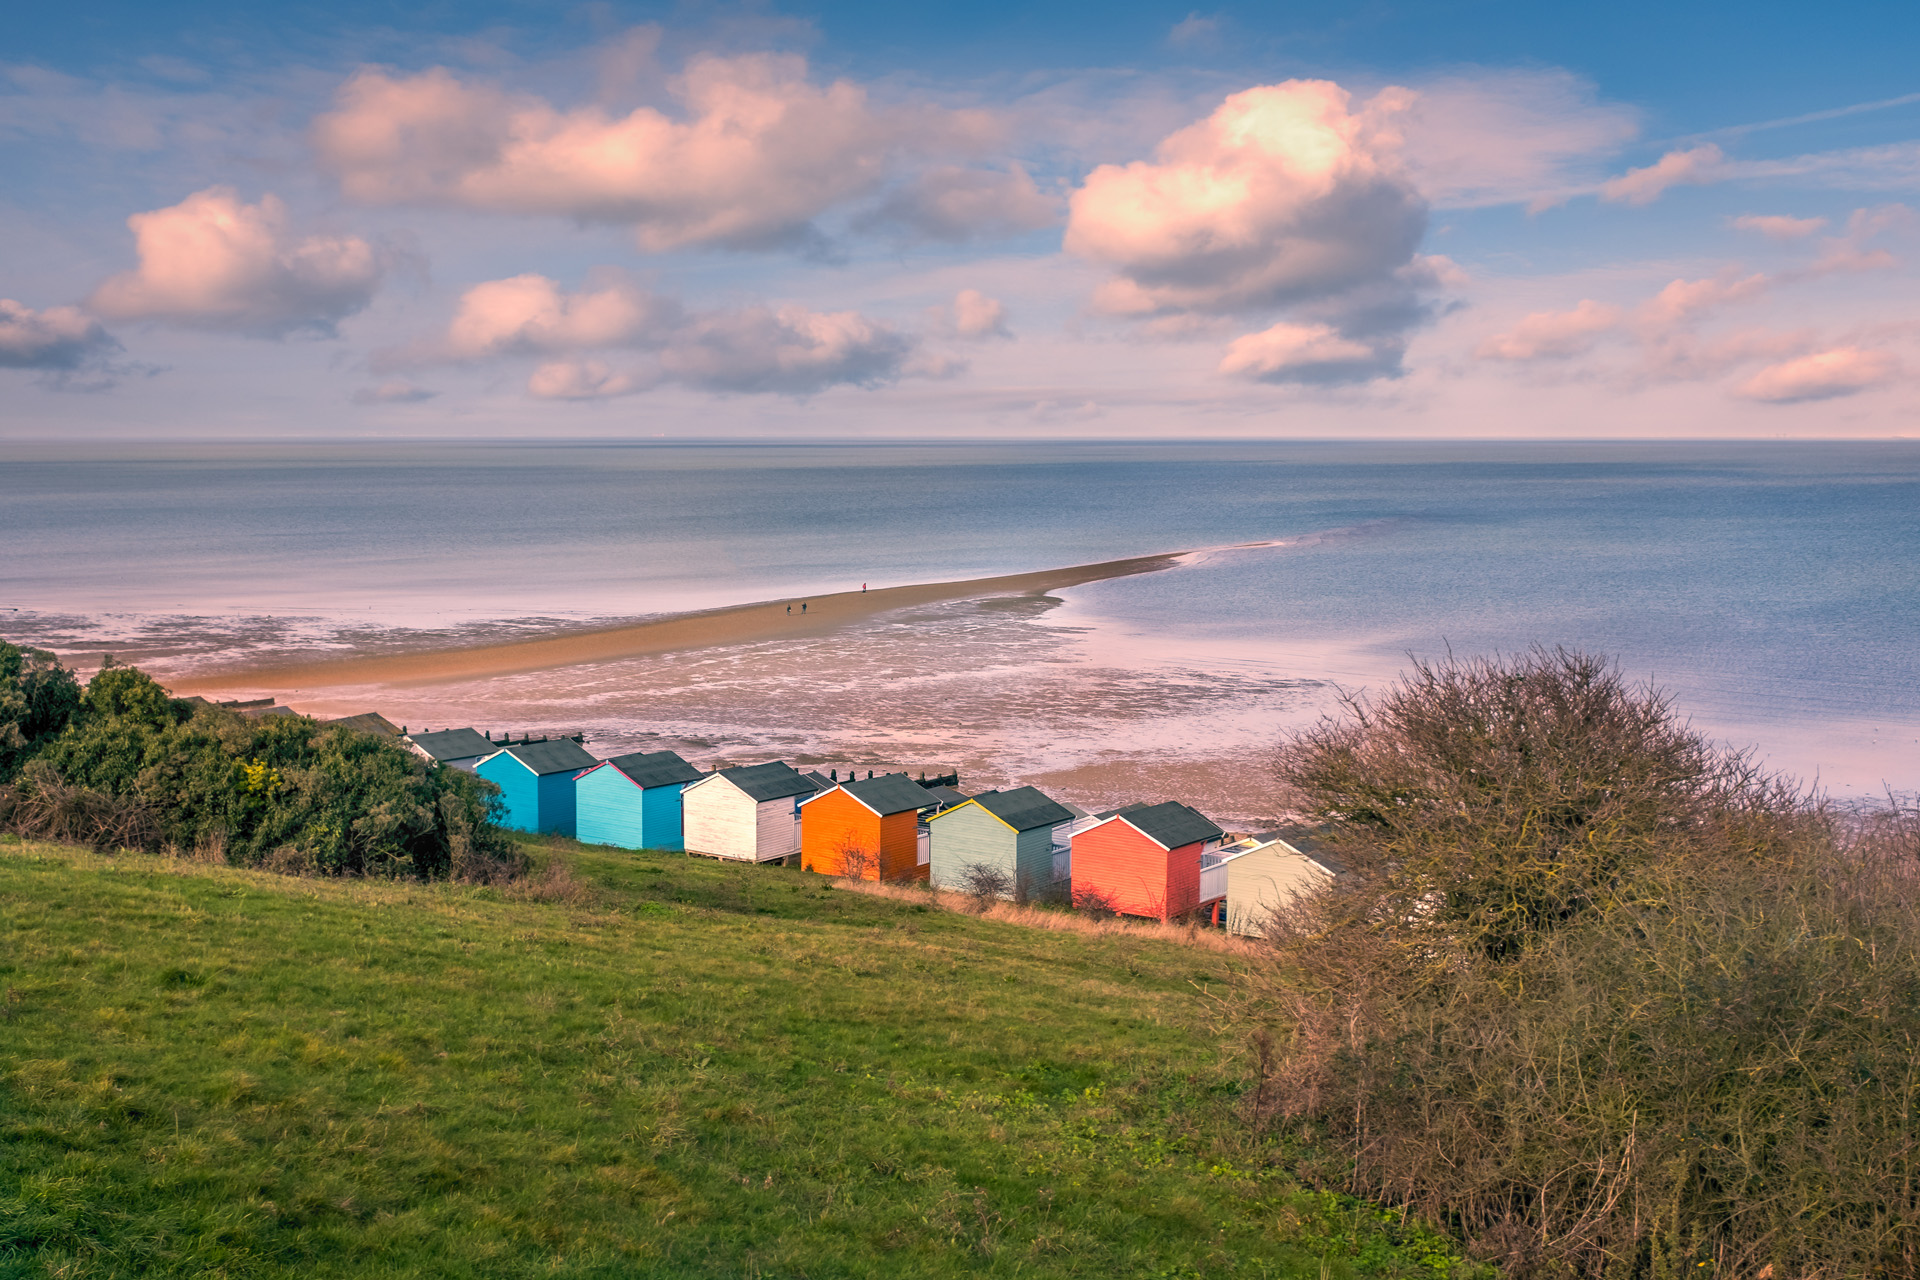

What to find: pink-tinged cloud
left=1637, top=271, right=1769, bottom=330
left=860, top=164, right=1059, bottom=242
left=1734, top=347, right=1902, bottom=403
left=1476, top=299, right=1622, bottom=361
left=1600, top=144, right=1725, bottom=206
left=314, top=55, right=990, bottom=252
left=0, top=299, right=119, bottom=369
left=437, top=272, right=681, bottom=360
left=1398, top=70, right=1640, bottom=211
left=950, top=289, right=1009, bottom=339
left=1065, top=79, right=1427, bottom=316
left=88, top=188, right=382, bottom=336
left=659, top=305, right=912, bottom=394
left=388, top=271, right=917, bottom=397
left=1217, top=321, right=1390, bottom=384
left=1733, top=213, right=1828, bottom=239
left=527, top=360, right=642, bottom=400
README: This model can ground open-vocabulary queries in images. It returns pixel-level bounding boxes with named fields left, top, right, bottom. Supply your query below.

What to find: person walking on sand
left=802, top=601, right=808, bottom=613
left=786, top=604, right=791, bottom=614
left=862, top=583, right=867, bottom=592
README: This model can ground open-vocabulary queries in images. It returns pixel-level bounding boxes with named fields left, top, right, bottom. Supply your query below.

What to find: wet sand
left=172, top=549, right=1190, bottom=694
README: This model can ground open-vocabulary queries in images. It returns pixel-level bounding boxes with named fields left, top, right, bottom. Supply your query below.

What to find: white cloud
left=1065, top=79, right=1427, bottom=317
left=351, top=379, right=436, bottom=404
left=1476, top=299, right=1623, bottom=361
left=860, top=165, right=1059, bottom=242
left=88, top=188, right=383, bottom=337
left=1167, top=13, right=1222, bottom=47
left=313, top=54, right=992, bottom=252
left=1599, top=144, right=1726, bottom=206
left=1218, top=321, right=1393, bottom=384
left=0, top=299, right=119, bottom=370
left=950, top=289, right=1009, bottom=339
left=1733, top=214, right=1828, bottom=240
left=1636, top=271, right=1768, bottom=330
left=528, top=360, right=642, bottom=400
left=1734, top=347, right=1902, bottom=403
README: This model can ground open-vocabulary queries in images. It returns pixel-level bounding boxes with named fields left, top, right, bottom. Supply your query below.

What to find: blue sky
left=3, top=0, right=1917, bottom=436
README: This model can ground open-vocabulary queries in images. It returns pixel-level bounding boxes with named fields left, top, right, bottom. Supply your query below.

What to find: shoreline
left=170, top=548, right=1195, bottom=695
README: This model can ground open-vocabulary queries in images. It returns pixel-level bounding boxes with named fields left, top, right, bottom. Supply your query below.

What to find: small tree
left=0, top=640, right=82, bottom=781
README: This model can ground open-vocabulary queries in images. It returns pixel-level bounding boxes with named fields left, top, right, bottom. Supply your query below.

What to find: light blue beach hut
left=926, top=786, right=1076, bottom=899
left=575, top=749, right=704, bottom=851
left=475, top=738, right=599, bottom=836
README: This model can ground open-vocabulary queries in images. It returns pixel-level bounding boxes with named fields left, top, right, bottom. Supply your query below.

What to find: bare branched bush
left=1071, top=884, right=1117, bottom=919
left=957, top=861, right=1015, bottom=910
left=3, top=762, right=159, bottom=852
left=1241, top=648, right=1920, bottom=1277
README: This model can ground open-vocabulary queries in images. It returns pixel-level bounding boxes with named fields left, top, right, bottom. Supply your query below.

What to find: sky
left=3, top=0, right=1918, bottom=438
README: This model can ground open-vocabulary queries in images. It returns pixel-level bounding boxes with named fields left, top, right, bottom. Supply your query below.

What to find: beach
left=167, top=548, right=1189, bottom=694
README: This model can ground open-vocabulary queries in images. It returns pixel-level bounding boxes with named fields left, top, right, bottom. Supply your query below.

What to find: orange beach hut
left=800, top=773, right=935, bottom=881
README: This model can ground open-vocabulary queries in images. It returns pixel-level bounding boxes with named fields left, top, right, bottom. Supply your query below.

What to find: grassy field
left=0, top=833, right=1467, bottom=1279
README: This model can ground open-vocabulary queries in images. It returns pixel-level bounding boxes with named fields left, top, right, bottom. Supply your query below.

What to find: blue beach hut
left=475, top=739, right=599, bottom=836
left=575, top=749, right=705, bottom=851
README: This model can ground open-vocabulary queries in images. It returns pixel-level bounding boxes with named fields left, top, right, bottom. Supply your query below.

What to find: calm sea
left=2, top=439, right=1915, bottom=806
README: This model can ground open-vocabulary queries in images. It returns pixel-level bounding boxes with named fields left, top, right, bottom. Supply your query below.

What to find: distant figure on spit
left=785, top=604, right=791, bottom=614
left=862, top=583, right=867, bottom=592
left=801, top=601, right=808, bottom=613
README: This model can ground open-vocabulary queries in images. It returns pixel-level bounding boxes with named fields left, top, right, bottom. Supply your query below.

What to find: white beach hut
left=1223, top=827, right=1344, bottom=938
left=680, top=761, right=823, bottom=862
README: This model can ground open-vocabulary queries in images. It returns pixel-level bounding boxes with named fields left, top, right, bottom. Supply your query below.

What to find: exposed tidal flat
left=3, top=439, right=1916, bottom=817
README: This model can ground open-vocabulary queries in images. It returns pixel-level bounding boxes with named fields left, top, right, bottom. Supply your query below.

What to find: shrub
left=7, top=658, right=523, bottom=881
left=1242, top=648, right=1917, bottom=1277
left=956, top=861, right=1015, bottom=909
left=0, top=640, right=82, bottom=781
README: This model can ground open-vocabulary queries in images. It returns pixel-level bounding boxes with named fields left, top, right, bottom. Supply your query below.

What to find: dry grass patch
left=830, top=876, right=1258, bottom=954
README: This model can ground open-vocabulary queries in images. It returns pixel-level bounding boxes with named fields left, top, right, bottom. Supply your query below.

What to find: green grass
left=0, top=832, right=1467, bottom=1279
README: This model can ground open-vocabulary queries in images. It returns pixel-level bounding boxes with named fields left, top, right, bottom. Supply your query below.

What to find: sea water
left=2, top=439, right=1914, bottom=811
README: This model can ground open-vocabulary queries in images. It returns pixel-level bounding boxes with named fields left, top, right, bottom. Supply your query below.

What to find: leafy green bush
left=0, top=649, right=521, bottom=881
left=1246, top=648, right=1920, bottom=1277
left=0, top=640, right=82, bottom=781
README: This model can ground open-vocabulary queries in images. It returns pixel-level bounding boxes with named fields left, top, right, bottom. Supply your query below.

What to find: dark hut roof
left=970, top=786, right=1075, bottom=832
left=606, top=749, right=702, bottom=790
left=405, top=727, right=495, bottom=762
left=498, top=738, right=598, bottom=776
left=1110, top=800, right=1223, bottom=850
left=921, top=784, right=970, bottom=810
left=718, top=760, right=819, bottom=802
left=839, top=772, right=935, bottom=816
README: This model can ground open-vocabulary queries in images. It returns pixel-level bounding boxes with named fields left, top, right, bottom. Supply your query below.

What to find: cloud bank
left=385, top=271, right=917, bottom=399
left=0, top=299, right=120, bottom=370
left=313, top=55, right=996, bottom=253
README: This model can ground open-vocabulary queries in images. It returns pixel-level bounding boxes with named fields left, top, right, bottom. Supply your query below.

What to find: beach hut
left=1223, top=827, right=1344, bottom=937
left=926, top=785, right=1076, bottom=898
left=574, top=749, right=704, bottom=851
left=800, top=773, right=937, bottom=880
left=403, top=727, right=497, bottom=772
left=1070, top=801, right=1224, bottom=921
left=475, top=738, right=599, bottom=836
left=681, top=761, right=822, bottom=862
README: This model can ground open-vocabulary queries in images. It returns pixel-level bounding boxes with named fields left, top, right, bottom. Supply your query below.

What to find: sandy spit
left=172, top=549, right=1189, bottom=694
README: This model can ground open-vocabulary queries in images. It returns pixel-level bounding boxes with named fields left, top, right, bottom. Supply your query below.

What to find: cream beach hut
left=1223, top=827, right=1345, bottom=937
left=681, top=761, right=822, bottom=862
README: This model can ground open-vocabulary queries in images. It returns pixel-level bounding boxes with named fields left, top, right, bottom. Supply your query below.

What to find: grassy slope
left=0, top=835, right=1459, bottom=1279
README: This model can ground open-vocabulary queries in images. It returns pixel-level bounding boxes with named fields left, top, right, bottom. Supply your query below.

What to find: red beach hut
left=1069, top=801, right=1225, bottom=921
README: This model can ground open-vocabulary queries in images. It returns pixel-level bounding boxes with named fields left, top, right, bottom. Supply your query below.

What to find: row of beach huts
left=328, top=717, right=1341, bottom=937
